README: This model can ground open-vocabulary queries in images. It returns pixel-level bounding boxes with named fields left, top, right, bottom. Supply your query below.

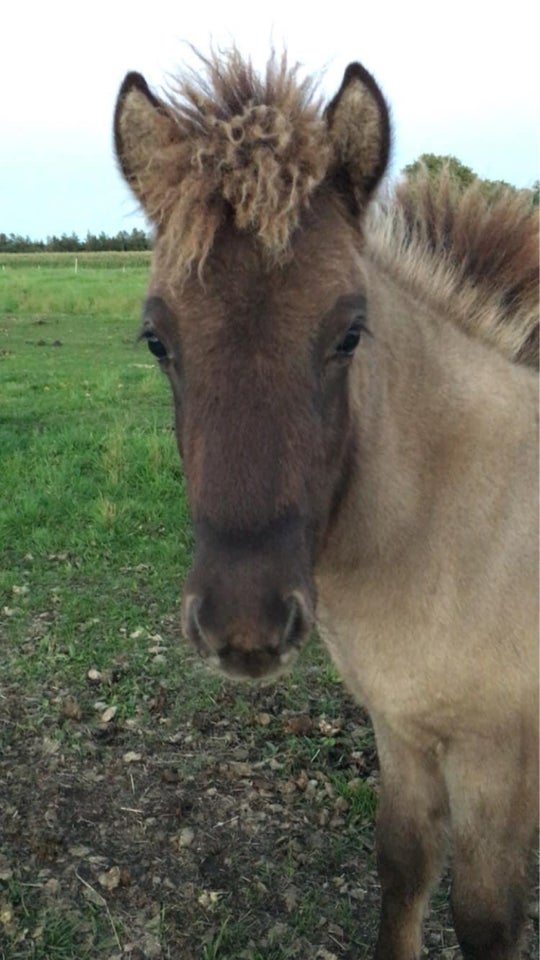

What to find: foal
left=114, top=50, right=539, bottom=958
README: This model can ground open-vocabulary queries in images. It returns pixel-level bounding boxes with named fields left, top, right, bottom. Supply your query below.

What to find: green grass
left=0, top=263, right=192, bottom=692
left=0, top=892, right=115, bottom=960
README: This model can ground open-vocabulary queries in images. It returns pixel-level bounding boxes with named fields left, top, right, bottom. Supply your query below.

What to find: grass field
left=0, top=251, right=151, bottom=270
left=0, top=255, right=536, bottom=959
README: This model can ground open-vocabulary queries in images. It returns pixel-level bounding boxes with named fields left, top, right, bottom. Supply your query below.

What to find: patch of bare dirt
left=0, top=679, right=537, bottom=959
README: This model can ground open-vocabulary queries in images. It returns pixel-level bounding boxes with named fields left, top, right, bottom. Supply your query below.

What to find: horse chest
left=315, top=582, right=473, bottom=738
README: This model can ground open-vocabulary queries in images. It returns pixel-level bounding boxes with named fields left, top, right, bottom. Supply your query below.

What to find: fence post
left=75, top=257, right=78, bottom=274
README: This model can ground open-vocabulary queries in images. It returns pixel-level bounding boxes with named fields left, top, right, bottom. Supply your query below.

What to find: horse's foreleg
left=446, top=736, right=538, bottom=960
left=373, top=731, right=449, bottom=960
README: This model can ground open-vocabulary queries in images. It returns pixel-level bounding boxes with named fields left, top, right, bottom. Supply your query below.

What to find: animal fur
left=114, top=49, right=539, bottom=959
left=368, top=169, right=539, bottom=367
left=116, top=50, right=331, bottom=275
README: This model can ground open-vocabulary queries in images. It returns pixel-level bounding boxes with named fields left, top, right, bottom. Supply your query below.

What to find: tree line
left=0, top=228, right=151, bottom=254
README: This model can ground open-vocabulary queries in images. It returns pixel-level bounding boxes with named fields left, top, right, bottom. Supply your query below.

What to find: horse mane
left=149, top=49, right=331, bottom=275
left=367, top=168, right=539, bottom=367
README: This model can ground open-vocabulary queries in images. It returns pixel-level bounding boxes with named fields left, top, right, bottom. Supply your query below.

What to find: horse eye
left=335, top=320, right=366, bottom=358
left=144, top=333, right=168, bottom=360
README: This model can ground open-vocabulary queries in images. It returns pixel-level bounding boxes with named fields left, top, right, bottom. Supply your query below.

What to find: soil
left=0, top=676, right=538, bottom=960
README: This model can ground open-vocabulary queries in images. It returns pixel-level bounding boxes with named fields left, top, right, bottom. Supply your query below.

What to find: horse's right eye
left=336, top=323, right=363, bottom=357
left=145, top=333, right=168, bottom=360
left=334, top=318, right=370, bottom=358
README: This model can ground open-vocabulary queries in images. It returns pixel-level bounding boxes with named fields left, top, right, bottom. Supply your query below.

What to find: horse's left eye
left=145, top=333, right=168, bottom=360
left=335, top=320, right=367, bottom=357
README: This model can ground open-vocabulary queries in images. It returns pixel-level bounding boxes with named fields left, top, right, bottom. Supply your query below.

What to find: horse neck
left=319, top=259, right=537, bottom=577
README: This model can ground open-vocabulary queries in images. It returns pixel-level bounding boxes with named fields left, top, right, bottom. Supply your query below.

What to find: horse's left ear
left=113, top=71, right=180, bottom=215
left=325, top=63, right=391, bottom=212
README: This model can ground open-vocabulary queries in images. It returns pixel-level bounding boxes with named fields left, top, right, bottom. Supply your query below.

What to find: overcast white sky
left=1, top=0, right=538, bottom=240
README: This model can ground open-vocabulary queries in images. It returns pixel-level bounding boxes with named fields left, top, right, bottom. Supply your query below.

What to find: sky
left=1, top=0, right=538, bottom=241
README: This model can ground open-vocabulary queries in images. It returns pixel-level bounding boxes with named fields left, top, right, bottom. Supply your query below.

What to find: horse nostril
left=183, top=587, right=313, bottom=665
left=282, top=592, right=312, bottom=650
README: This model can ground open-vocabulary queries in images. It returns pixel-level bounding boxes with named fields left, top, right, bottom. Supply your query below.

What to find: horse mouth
left=201, top=646, right=300, bottom=682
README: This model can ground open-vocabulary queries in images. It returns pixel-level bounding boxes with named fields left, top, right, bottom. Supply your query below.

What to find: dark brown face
left=141, top=199, right=368, bottom=679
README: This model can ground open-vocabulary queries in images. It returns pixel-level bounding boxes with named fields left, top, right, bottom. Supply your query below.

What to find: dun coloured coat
left=114, top=50, right=539, bottom=959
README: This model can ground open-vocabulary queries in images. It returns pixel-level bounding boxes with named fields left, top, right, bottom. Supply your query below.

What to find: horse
left=113, top=50, right=539, bottom=959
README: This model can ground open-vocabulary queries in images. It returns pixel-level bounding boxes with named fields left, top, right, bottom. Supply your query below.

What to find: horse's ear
left=113, top=72, right=179, bottom=212
left=325, top=63, right=391, bottom=212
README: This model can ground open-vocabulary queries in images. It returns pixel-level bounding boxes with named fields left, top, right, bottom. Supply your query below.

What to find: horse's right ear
left=113, top=72, right=179, bottom=212
left=325, top=63, right=391, bottom=213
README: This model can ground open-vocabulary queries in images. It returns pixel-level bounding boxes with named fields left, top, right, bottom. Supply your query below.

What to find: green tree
left=0, top=227, right=151, bottom=252
left=402, top=153, right=518, bottom=202
left=403, top=153, right=477, bottom=189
